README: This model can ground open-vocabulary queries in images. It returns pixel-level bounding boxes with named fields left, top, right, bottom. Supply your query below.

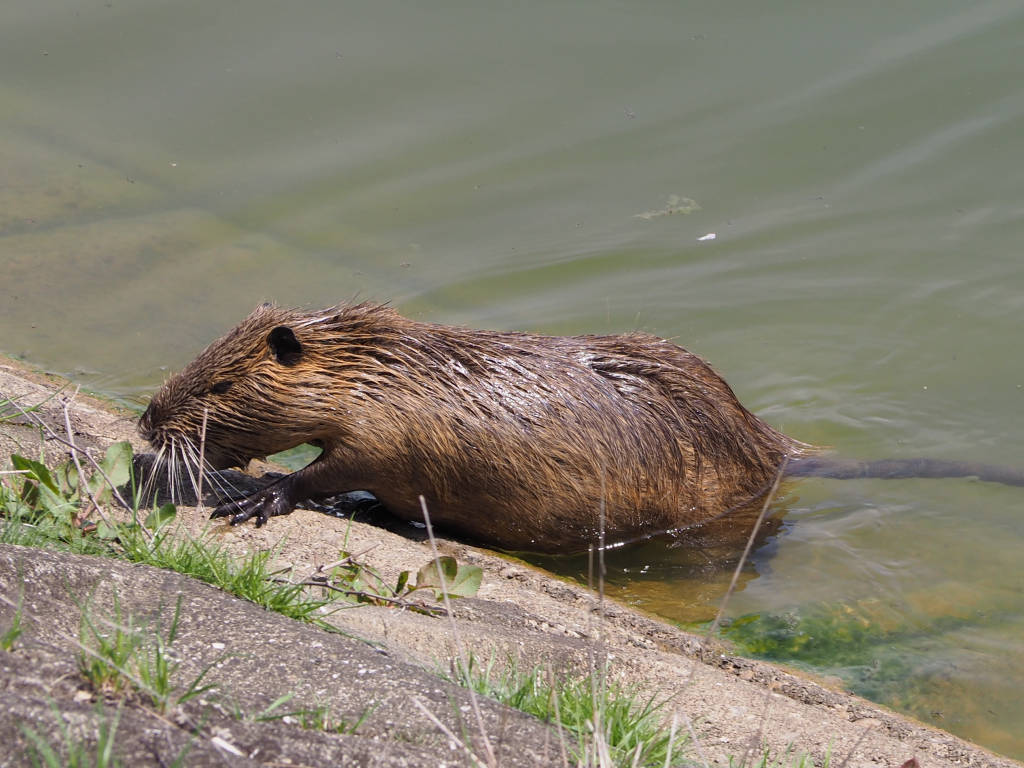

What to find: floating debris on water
left=633, top=194, right=701, bottom=220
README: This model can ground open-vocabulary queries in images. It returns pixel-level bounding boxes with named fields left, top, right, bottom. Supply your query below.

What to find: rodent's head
left=139, top=303, right=345, bottom=470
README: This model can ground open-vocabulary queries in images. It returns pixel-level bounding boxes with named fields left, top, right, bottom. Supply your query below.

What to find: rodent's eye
left=210, top=380, right=233, bottom=395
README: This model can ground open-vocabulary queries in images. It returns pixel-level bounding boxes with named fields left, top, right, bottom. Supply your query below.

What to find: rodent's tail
left=785, top=456, right=1024, bottom=488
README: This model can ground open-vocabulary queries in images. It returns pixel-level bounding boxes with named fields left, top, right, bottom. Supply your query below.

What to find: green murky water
left=2, top=0, right=1022, bottom=756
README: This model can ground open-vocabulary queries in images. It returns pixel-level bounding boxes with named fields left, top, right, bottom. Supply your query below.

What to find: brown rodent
left=139, top=302, right=1024, bottom=553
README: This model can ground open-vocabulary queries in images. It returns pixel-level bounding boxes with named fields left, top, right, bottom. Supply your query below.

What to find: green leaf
left=145, top=503, right=177, bottom=531
left=415, top=556, right=482, bottom=598
left=56, top=461, right=81, bottom=497
left=11, top=455, right=59, bottom=492
left=0, top=482, right=29, bottom=516
left=40, top=489, right=76, bottom=519
left=97, top=520, right=121, bottom=540
left=348, top=573, right=367, bottom=594
left=416, top=555, right=455, bottom=591
left=394, top=570, right=410, bottom=595
left=446, top=564, right=482, bottom=597
left=87, top=441, right=134, bottom=500
left=11, top=455, right=74, bottom=518
left=99, top=441, right=133, bottom=487
left=19, top=724, right=63, bottom=767
left=87, top=474, right=111, bottom=503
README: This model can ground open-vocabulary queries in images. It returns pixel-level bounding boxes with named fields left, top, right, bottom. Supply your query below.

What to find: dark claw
left=210, top=484, right=296, bottom=528
left=210, top=497, right=267, bottom=526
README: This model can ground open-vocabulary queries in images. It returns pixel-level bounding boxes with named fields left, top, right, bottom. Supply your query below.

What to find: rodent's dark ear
left=267, top=326, right=303, bottom=366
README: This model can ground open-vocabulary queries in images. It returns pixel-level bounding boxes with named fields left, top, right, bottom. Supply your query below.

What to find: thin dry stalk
left=662, top=712, right=679, bottom=768
left=739, top=680, right=775, bottom=768
left=592, top=727, right=613, bottom=768
left=196, top=407, right=209, bottom=514
left=294, top=545, right=381, bottom=580
left=277, top=577, right=443, bottom=613
left=708, top=457, right=788, bottom=639
left=418, top=495, right=497, bottom=768
left=411, top=696, right=486, bottom=767
left=584, top=474, right=611, bottom=768
left=61, top=396, right=135, bottom=514
left=545, top=665, right=572, bottom=768
left=680, top=711, right=712, bottom=768
left=61, top=392, right=116, bottom=532
left=687, top=458, right=788, bottom=691
left=673, top=458, right=787, bottom=765
left=835, top=724, right=874, bottom=768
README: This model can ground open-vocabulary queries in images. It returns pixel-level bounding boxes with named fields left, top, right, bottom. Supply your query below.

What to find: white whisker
left=206, top=466, right=244, bottom=504
left=139, top=445, right=165, bottom=507
left=170, top=441, right=182, bottom=505
left=179, top=439, right=203, bottom=504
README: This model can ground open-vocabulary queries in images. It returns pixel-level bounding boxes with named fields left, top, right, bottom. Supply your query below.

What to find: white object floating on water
left=697, top=232, right=717, bottom=241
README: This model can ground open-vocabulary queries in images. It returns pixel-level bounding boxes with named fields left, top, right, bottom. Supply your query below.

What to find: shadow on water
left=521, top=495, right=791, bottom=625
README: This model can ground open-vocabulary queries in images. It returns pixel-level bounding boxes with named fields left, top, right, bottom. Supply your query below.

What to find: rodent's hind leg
left=210, top=477, right=298, bottom=527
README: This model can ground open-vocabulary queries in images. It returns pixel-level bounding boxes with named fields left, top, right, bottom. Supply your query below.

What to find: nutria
left=139, top=302, right=1024, bottom=553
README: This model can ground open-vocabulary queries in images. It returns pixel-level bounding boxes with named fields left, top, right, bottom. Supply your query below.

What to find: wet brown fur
left=140, top=302, right=809, bottom=552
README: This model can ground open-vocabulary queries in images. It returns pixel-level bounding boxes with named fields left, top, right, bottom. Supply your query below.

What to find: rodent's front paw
left=210, top=485, right=295, bottom=527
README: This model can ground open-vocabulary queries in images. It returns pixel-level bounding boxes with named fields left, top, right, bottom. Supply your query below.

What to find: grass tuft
left=448, top=655, right=689, bottom=768
left=20, top=701, right=123, bottom=768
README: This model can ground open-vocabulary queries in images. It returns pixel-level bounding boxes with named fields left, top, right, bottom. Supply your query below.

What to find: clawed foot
left=211, top=482, right=296, bottom=527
